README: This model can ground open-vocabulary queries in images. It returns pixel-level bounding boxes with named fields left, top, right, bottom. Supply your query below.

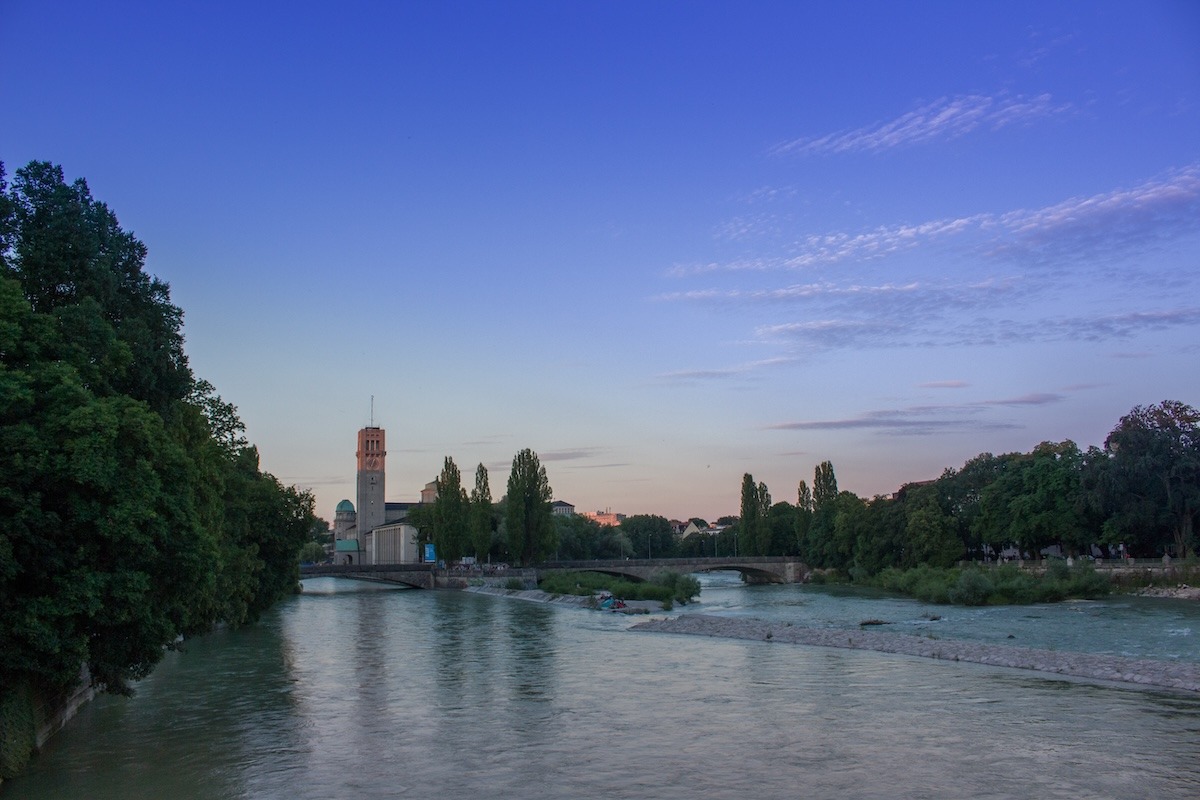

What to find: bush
left=869, top=562, right=1111, bottom=605
left=947, top=569, right=993, bottom=606
left=652, top=571, right=702, bottom=604
left=504, top=578, right=525, bottom=591
left=537, top=570, right=702, bottom=604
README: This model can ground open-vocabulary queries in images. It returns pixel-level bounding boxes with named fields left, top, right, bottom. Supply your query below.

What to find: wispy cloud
left=766, top=394, right=1067, bottom=436
left=670, top=165, right=1200, bottom=277
left=771, top=93, right=1070, bottom=156
left=657, top=357, right=798, bottom=383
left=919, top=380, right=969, bottom=389
left=540, top=448, right=606, bottom=462
left=978, top=392, right=1064, bottom=407
left=765, top=407, right=1017, bottom=435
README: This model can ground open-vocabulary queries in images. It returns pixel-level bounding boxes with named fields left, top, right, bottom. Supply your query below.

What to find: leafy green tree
left=7, top=161, right=190, bottom=412
left=299, top=541, right=326, bottom=563
left=432, top=456, right=468, bottom=562
left=853, top=496, right=906, bottom=575
left=505, top=449, right=555, bottom=565
left=469, top=463, right=494, bottom=561
left=0, top=161, right=315, bottom=712
left=828, top=491, right=865, bottom=570
left=904, top=495, right=963, bottom=568
left=620, top=514, right=676, bottom=559
left=1008, top=441, right=1091, bottom=556
left=767, top=501, right=797, bottom=556
left=1103, top=401, right=1200, bottom=558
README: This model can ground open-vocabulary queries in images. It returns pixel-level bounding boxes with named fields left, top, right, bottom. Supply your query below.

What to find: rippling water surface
left=8, top=577, right=1200, bottom=799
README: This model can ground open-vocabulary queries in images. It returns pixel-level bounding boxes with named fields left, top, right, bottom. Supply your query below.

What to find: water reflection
left=7, top=580, right=1200, bottom=800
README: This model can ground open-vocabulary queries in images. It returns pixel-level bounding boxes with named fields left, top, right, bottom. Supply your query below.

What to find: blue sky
left=3, top=1, right=1198, bottom=522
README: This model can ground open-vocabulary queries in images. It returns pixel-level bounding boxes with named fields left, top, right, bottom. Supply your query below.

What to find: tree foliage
left=739, top=403, right=1198, bottom=573
left=619, top=514, right=676, bottom=559
left=0, top=161, right=315, bottom=724
left=504, top=448, right=555, bottom=565
left=1103, top=401, right=1199, bottom=558
left=432, top=456, right=468, bottom=562
left=469, top=463, right=494, bottom=561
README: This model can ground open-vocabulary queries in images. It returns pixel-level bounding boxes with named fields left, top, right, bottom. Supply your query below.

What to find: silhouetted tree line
left=1, top=161, right=319, bottom=776
left=723, top=400, right=1198, bottom=573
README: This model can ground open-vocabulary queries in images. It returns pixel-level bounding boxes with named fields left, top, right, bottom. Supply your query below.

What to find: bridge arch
left=300, top=563, right=435, bottom=589
left=539, top=557, right=805, bottom=585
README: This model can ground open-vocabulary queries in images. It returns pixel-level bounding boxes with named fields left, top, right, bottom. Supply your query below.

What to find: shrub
left=504, top=577, right=525, bottom=591
left=947, top=569, right=993, bottom=606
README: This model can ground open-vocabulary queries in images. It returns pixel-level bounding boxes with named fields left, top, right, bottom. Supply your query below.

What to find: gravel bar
left=631, top=614, right=1200, bottom=693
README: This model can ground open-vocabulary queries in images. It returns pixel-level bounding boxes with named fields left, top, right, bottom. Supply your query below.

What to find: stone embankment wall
left=632, top=614, right=1200, bottom=693
left=1, top=669, right=94, bottom=783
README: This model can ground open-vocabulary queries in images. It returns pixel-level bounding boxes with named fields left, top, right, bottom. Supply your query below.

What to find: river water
left=7, top=575, right=1200, bottom=799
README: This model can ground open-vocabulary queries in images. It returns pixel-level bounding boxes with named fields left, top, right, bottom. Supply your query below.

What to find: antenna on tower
left=370, top=395, right=374, bottom=427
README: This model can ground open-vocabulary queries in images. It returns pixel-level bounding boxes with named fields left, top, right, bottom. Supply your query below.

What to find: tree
left=1103, top=401, right=1200, bottom=558
left=795, top=480, right=813, bottom=557
left=432, top=456, right=468, bottom=562
left=739, top=474, right=760, bottom=556
left=7, top=161, right=190, bottom=412
left=620, top=514, right=676, bottom=559
left=469, top=463, right=494, bottom=561
left=806, top=462, right=840, bottom=566
left=0, top=162, right=314, bottom=707
left=813, top=461, right=838, bottom=510
left=904, top=495, right=963, bottom=568
left=767, top=501, right=797, bottom=556
left=755, top=481, right=772, bottom=555
left=853, top=496, right=906, bottom=575
left=505, top=449, right=555, bottom=565
left=1007, top=441, right=1090, bottom=556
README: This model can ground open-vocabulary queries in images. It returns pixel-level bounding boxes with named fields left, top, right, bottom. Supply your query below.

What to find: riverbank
left=631, top=614, right=1200, bottom=693
left=1135, top=584, right=1200, bottom=600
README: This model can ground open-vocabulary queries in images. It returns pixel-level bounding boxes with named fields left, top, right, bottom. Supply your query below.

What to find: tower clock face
left=366, top=456, right=380, bottom=470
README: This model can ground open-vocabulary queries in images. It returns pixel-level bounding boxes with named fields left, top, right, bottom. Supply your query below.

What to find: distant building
left=551, top=500, right=575, bottom=516
left=582, top=509, right=625, bottom=527
left=332, top=424, right=425, bottom=565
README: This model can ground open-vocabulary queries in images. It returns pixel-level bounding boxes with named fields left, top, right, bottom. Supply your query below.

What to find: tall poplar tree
left=469, top=462, right=493, bottom=561
left=755, top=481, right=772, bottom=555
left=433, top=456, right=468, bottom=562
left=807, top=462, right=840, bottom=566
left=795, top=479, right=813, bottom=557
left=505, top=449, right=555, bottom=565
left=739, top=473, right=759, bottom=556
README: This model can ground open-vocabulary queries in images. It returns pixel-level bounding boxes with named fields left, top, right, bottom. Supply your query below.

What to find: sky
left=2, top=1, right=1198, bottom=523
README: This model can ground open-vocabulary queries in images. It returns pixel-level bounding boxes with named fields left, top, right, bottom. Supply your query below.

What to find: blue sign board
left=424, top=543, right=436, bottom=563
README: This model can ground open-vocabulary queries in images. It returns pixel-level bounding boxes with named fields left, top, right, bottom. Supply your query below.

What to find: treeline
left=1, top=162, right=319, bottom=775
left=720, top=400, right=1198, bottom=575
left=409, top=448, right=558, bottom=566
left=410, top=451, right=692, bottom=566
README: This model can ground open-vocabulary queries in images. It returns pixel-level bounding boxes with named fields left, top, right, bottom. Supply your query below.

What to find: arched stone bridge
left=537, top=556, right=808, bottom=585
left=300, top=562, right=435, bottom=588
left=300, top=556, right=809, bottom=589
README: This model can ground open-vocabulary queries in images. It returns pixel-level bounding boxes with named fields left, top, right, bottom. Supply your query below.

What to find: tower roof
left=335, top=499, right=355, bottom=513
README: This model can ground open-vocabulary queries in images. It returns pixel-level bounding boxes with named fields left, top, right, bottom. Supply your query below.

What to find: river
left=7, top=574, right=1200, bottom=799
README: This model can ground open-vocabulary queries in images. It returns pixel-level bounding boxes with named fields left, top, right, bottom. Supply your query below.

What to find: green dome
left=335, top=499, right=355, bottom=513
